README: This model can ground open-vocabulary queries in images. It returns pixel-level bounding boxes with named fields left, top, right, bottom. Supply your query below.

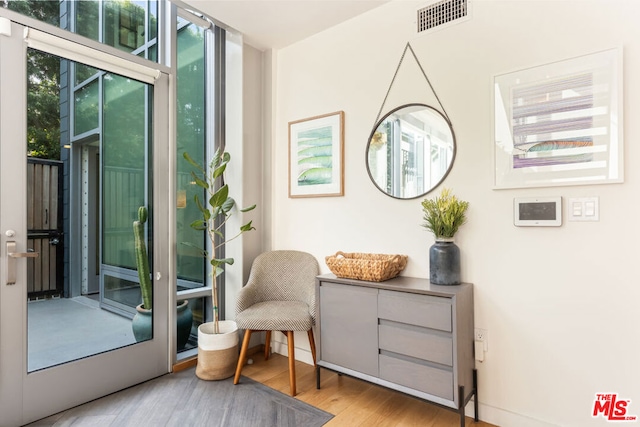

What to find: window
left=7, top=0, right=160, bottom=62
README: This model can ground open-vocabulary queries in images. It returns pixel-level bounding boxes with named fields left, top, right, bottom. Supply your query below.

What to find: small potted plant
left=183, top=149, right=256, bottom=381
left=421, top=187, right=469, bottom=285
left=131, top=206, right=193, bottom=350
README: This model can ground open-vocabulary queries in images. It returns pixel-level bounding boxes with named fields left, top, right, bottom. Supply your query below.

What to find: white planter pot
left=195, top=320, right=239, bottom=381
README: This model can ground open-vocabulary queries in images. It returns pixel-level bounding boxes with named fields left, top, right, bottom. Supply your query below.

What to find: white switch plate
left=568, top=197, right=599, bottom=221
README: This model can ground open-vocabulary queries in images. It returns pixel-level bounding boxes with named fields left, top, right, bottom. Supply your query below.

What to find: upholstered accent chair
left=233, top=250, right=319, bottom=396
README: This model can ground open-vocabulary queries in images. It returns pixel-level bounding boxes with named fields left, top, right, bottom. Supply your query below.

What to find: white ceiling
left=181, top=0, right=390, bottom=51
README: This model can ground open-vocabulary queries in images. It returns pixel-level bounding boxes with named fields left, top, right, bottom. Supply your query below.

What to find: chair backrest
left=246, top=250, right=319, bottom=313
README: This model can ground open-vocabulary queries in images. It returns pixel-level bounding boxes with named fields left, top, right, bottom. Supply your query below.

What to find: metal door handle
left=6, top=241, right=38, bottom=285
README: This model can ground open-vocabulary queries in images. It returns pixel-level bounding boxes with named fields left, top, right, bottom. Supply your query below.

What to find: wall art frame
left=493, top=47, right=623, bottom=189
left=288, top=111, right=344, bottom=198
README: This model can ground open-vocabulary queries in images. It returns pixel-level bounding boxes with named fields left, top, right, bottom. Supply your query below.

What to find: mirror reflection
left=366, top=104, right=455, bottom=199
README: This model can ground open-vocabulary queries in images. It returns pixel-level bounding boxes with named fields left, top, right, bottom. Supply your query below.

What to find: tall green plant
left=421, top=188, right=469, bottom=239
left=183, top=149, right=256, bottom=333
left=134, top=206, right=152, bottom=310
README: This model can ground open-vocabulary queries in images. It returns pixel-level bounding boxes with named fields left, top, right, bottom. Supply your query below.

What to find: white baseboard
left=468, top=401, right=558, bottom=427
left=271, top=339, right=314, bottom=365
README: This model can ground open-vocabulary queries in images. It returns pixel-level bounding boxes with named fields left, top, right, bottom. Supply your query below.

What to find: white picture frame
left=493, top=48, right=623, bottom=189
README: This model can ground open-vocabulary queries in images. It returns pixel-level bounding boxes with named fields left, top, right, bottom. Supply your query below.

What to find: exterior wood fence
left=27, top=158, right=64, bottom=299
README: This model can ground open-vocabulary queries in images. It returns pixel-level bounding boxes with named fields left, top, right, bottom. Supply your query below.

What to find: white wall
left=268, top=0, right=640, bottom=425
left=226, top=38, right=266, bottom=330
left=227, top=43, right=267, bottom=349
left=239, top=44, right=265, bottom=284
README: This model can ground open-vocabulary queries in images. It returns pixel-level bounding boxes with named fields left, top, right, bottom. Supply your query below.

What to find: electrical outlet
left=475, top=328, right=488, bottom=351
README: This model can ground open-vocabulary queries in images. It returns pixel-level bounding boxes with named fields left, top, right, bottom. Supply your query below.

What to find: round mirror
left=366, top=103, right=456, bottom=199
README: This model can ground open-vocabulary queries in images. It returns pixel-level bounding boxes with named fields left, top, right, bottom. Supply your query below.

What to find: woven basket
left=325, top=251, right=408, bottom=282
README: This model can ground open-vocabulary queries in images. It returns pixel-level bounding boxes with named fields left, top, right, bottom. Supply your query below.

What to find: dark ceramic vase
left=132, top=300, right=193, bottom=350
left=132, top=304, right=152, bottom=342
left=176, top=300, right=194, bottom=350
left=429, top=239, right=461, bottom=285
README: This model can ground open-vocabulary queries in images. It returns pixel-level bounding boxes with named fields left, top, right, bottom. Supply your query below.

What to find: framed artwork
left=288, top=111, right=344, bottom=198
left=493, top=47, right=622, bottom=189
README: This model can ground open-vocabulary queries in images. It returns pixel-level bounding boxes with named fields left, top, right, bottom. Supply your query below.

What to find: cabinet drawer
left=379, top=354, right=453, bottom=400
left=378, top=290, right=452, bottom=332
left=379, top=323, right=453, bottom=366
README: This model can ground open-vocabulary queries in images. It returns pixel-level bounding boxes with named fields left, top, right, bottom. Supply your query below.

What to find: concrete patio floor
left=27, top=296, right=135, bottom=372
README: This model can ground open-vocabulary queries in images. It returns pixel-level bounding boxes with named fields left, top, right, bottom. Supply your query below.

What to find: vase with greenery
left=421, top=188, right=469, bottom=285
left=132, top=206, right=193, bottom=349
left=183, top=149, right=256, bottom=380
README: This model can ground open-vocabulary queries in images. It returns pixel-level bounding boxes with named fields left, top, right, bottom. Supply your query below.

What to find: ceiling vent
left=417, top=0, right=469, bottom=33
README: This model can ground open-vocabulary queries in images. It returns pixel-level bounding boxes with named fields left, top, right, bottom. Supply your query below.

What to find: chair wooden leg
left=307, top=329, right=317, bottom=367
left=264, top=330, right=272, bottom=361
left=234, top=330, right=252, bottom=385
left=287, top=331, right=296, bottom=396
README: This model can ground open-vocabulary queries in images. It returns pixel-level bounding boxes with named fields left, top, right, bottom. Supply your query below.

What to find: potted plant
left=421, top=187, right=469, bottom=285
left=183, top=149, right=256, bottom=381
left=131, top=206, right=193, bottom=350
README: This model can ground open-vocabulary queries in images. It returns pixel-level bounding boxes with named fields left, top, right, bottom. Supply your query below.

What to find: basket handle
left=334, top=251, right=346, bottom=258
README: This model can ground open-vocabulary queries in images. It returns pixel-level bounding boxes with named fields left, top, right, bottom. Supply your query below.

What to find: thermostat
left=514, top=197, right=562, bottom=227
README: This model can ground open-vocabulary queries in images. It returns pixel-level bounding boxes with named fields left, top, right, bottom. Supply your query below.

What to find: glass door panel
left=26, top=48, right=154, bottom=369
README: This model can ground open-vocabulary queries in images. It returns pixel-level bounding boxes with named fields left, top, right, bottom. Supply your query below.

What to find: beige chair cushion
left=235, top=300, right=312, bottom=331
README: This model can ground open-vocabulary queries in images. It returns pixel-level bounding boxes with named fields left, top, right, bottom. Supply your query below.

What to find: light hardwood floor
left=239, top=352, right=497, bottom=427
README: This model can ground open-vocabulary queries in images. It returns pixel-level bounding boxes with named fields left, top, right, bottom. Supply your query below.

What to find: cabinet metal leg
left=473, top=369, right=479, bottom=422
left=316, top=365, right=321, bottom=389
left=458, top=385, right=465, bottom=427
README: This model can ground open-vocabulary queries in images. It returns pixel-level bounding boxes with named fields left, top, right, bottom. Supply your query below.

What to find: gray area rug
left=27, top=368, right=333, bottom=426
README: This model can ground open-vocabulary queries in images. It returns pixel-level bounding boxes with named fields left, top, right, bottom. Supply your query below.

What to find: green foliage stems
left=134, top=206, right=152, bottom=310
left=183, top=149, right=256, bottom=333
left=421, top=188, right=469, bottom=239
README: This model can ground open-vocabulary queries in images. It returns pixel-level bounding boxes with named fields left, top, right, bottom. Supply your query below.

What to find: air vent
left=417, top=0, right=468, bottom=33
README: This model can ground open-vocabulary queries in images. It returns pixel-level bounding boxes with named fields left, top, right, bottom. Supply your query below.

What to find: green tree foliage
left=5, top=0, right=59, bottom=25
left=27, top=50, right=61, bottom=159
left=6, top=0, right=61, bottom=159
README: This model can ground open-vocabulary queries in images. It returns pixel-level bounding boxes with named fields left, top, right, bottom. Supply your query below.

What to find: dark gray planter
left=429, top=240, right=461, bottom=285
left=132, top=300, right=193, bottom=350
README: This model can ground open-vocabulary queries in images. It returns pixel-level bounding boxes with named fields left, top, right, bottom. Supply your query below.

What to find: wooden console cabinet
left=315, top=273, right=477, bottom=426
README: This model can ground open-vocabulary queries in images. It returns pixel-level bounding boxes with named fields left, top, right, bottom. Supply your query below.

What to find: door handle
left=6, top=241, right=39, bottom=285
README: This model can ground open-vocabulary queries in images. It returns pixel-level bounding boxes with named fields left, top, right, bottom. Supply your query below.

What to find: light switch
left=572, top=202, right=582, bottom=217
left=568, top=197, right=599, bottom=221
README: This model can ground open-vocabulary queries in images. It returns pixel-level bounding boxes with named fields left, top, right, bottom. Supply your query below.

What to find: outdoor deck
left=28, top=296, right=135, bottom=372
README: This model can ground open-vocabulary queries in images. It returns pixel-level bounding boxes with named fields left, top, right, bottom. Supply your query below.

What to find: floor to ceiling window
left=176, top=16, right=207, bottom=353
